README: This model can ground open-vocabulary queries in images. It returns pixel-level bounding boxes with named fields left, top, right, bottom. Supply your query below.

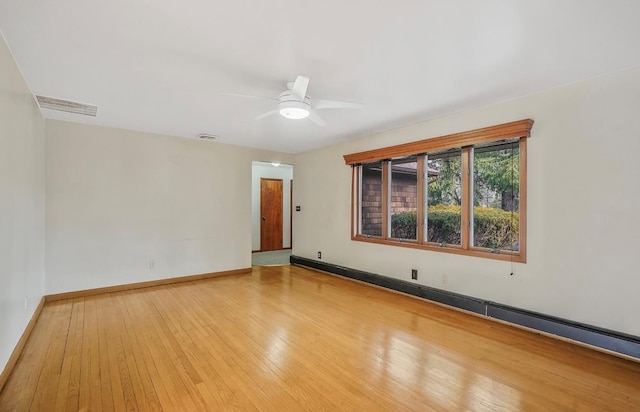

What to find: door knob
left=262, top=216, right=266, bottom=221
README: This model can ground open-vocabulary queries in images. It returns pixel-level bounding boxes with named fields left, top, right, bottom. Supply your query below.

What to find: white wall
left=293, top=66, right=640, bottom=337
left=45, top=120, right=293, bottom=294
left=0, top=34, right=45, bottom=374
left=251, top=162, right=293, bottom=251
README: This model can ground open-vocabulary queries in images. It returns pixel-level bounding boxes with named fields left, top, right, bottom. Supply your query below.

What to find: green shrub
left=390, top=206, right=518, bottom=250
left=390, top=211, right=418, bottom=239
left=473, top=206, right=519, bottom=250
left=425, top=205, right=462, bottom=244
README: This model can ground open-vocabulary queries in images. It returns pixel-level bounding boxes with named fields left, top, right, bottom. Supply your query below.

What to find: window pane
left=390, top=157, right=418, bottom=240
left=473, top=143, right=519, bottom=251
left=426, top=151, right=462, bottom=245
left=359, top=162, right=383, bottom=237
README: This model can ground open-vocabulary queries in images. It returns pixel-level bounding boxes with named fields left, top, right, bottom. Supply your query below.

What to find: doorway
left=260, top=178, right=283, bottom=251
left=251, top=161, right=293, bottom=255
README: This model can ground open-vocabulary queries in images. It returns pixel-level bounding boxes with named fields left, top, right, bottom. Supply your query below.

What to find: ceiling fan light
left=279, top=100, right=310, bottom=119
left=280, top=107, right=309, bottom=120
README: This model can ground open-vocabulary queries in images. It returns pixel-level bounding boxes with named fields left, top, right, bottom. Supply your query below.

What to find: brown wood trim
left=416, top=157, right=425, bottom=243
left=351, top=167, right=358, bottom=237
left=352, top=235, right=525, bottom=263
left=344, top=119, right=534, bottom=165
left=45, top=268, right=252, bottom=302
left=382, top=162, right=390, bottom=238
left=0, top=296, right=45, bottom=393
left=461, top=148, right=471, bottom=249
left=519, top=138, right=528, bottom=263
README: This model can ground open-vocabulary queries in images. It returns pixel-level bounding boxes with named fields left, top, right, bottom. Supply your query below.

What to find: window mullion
left=518, top=138, right=527, bottom=261
left=423, top=154, right=428, bottom=244
left=416, top=156, right=425, bottom=244
left=461, top=148, right=471, bottom=250
left=354, top=166, right=360, bottom=238
left=469, top=148, right=474, bottom=247
left=382, top=161, right=390, bottom=239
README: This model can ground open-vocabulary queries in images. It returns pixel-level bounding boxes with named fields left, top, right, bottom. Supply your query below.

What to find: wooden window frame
left=346, top=119, right=533, bottom=263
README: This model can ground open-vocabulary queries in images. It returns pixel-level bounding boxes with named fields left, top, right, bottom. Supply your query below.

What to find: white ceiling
left=2, top=1, right=640, bottom=154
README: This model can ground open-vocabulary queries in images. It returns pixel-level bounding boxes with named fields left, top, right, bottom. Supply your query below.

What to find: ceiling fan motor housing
left=279, top=91, right=311, bottom=119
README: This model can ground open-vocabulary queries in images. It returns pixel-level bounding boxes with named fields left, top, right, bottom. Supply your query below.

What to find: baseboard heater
left=290, top=255, right=640, bottom=360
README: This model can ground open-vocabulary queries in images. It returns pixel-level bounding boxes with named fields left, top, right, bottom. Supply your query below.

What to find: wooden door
left=260, top=178, right=283, bottom=251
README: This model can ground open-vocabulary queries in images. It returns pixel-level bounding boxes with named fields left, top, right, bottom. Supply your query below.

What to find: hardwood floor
left=2, top=265, right=639, bottom=411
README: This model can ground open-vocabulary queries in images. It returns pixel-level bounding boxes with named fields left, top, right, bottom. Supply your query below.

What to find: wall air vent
left=198, top=133, right=218, bottom=140
left=35, top=95, right=98, bottom=117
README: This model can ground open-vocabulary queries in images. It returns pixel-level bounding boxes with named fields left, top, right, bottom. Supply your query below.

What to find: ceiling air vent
left=198, top=133, right=218, bottom=140
left=35, top=95, right=98, bottom=117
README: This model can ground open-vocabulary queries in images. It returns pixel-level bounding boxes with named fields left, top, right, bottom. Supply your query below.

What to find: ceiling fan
left=222, top=75, right=363, bottom=126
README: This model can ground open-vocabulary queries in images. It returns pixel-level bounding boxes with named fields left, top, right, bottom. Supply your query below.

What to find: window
left=426, top=150, right=462, bottom=246
left=358, top=161, right=384, bottom=237
left=390, top=157, right=418, bottom=241
left=344, top=119, right=533, bottom=262
left=472, top=142, right=520, bottom=252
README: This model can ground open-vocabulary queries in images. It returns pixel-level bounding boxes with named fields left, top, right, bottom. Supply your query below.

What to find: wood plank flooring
left=1, top=265, right=640, bottom=411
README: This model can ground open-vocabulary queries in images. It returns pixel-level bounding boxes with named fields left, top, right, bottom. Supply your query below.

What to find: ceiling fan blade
left=220, top=92, right=277, bottom=101
left=308, top=111, right=327, bottom=127
left=254, top=110, right=279, bottom=120
left=314, top=99, right=364, bottom=110
left=291, top=75, right=310, bottom=101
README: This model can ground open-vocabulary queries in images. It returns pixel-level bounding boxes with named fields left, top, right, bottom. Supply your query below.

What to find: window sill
left=352, top=235, right=525, bottom=263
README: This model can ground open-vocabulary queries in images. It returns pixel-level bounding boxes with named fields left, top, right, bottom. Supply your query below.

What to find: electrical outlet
left=317, top=251, right=322, bottom=259
left=411, top=269, right=418, bottom=280
left=441, top=274, right=448, bottom=285
left=149, top=260, right=155, bottom=270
